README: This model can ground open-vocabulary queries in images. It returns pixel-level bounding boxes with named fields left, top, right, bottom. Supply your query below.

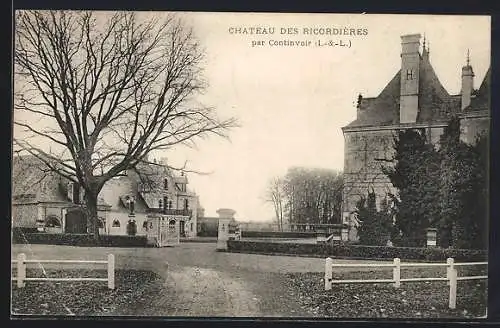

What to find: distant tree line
left=265, top=167, right=343, bottom=230
left=357, top=116, right=488, bottom=250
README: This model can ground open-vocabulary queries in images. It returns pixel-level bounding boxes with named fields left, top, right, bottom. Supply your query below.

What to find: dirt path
left=136, top=265, right=262, bottom=317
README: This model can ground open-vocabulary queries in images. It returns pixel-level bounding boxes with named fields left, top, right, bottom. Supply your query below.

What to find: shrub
left=356, top=191, right=393, bottom=246
left=12, top=227, right=39, bottom=243
left=12, top=232, right=148, bottom=247
left=226, top=240, right=487, bottom=262
left=241, top=231, right=317, bottom=238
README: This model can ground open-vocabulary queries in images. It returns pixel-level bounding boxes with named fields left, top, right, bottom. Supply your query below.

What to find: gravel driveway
left=11, top=243, right=391, bottom=317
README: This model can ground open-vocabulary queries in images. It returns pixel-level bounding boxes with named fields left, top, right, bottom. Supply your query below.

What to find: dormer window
left=406, top=68, right=414, bottom=80
left=176, top=183, right=186, bottom=192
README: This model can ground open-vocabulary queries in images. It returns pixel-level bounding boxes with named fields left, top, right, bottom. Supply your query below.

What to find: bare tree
left=269, top=167, right=343, bottom=227
left=14, top=10, right=237, bottom=240
left=265, top=176, right=286, bottom=231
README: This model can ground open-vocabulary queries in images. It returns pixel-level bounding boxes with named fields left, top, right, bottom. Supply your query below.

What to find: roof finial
left=466, top=48, right=470, bottom=66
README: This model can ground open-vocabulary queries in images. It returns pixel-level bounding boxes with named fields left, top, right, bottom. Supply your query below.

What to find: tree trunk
left=84, top=190, right=100, bottom=241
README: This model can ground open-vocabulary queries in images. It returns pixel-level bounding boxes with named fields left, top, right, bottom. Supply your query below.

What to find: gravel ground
left=11, top=269, right=164, bottom=316
left=284, top=267, right=487, bottom=319
left=11, top=244, right=488, bottom=318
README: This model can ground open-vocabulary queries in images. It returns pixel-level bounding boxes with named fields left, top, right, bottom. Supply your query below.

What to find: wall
left=460, top=113, right=489, bottom=144
left=103, top=211, right=148, bottom=236
left=342, top=125, right=446, bottom=222
left=342, top=129, right=396, bottom=221
left=11, top=203, right=37, bottom=228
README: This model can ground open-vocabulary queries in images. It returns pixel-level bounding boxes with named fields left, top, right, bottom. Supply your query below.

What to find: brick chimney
left=399, top=34, right=421, bottom=124
left=461, top=50, right=475, bottom=110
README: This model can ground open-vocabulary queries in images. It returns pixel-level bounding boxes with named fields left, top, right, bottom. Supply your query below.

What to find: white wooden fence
left=324, top=257, right=487, bottom=309
left=11, top=253, right=115, bottom=290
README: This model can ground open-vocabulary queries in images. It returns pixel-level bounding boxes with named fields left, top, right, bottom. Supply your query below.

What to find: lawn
left=11, top=269, right=165, bottom=316
left=284, top=266, right=487, bottom=319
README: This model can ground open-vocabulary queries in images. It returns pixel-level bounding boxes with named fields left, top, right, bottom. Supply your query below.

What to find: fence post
left=17, top=253, right=26, bottom=288
left=325, top=257, right=333, bottom=291
left=448, top=264, right=458, bottom=309
left=107, top=254, right=115, bottom=290
left=446, top=258, right=454, bottom=286
left=393, top=258, right=401, bottom=288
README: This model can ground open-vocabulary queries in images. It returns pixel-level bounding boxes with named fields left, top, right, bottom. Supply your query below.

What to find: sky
left=13, top=12, right=491, bottom=222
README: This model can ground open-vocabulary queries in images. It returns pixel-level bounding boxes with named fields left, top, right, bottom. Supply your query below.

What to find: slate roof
left=12, top=155, right=111, bottom=207
left=12, top=155, right=68, bottom=204
left=344, top=52, right=490, bottom=129
left=467, top=67, right=490, bottom=112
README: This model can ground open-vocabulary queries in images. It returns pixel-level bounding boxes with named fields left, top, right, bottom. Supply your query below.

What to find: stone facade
left=12, top=156, right=200, bottom=238
left=341, top=34, right=490, bottom=238
left=98, top=159, right=200, bottom=238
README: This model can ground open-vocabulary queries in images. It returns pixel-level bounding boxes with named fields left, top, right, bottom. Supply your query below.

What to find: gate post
left=107, top=254, right=115, bottom=290
left=217, top=218, right=231, bottom=250
left=393, top=258, right=401, bottom=288
left=17, top=253, right=26, bottom=288
left=325, top=257, right=333, bottom=291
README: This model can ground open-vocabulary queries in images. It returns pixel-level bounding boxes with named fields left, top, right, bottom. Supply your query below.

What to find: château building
left=341, top=34, right=490, bottom=239
left=12, top=155, right=200, bottom=238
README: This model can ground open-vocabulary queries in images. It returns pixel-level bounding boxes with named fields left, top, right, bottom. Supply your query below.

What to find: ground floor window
left=45, top=215, right=61, bottom=228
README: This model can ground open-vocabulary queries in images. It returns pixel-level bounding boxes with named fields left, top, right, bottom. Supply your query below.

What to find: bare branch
left=14, top=10, right=238, bottom=237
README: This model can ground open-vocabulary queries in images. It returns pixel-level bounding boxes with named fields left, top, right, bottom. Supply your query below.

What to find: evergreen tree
left=383, top=129, right=441, bottom=247
left=470, top=133, right=489, bottom=249
left=357, top=189, right=392, bottom=246
left=439, top=116, right=488, bottom=249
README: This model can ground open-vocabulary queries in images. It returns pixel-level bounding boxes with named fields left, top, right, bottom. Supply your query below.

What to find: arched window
left=112, top=220, right=120, bottom=227
left=97, top=218, right=105, bottom=229
left=143, top=221, right=148, bottom=230
left=45, top=216, right=61, bottom=228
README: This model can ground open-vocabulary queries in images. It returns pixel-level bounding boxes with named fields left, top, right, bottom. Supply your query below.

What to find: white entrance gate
left=146, top=216, right=180, bottom=247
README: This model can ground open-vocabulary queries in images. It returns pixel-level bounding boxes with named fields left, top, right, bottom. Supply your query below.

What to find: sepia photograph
left=11, top=10, right=490, bottom=319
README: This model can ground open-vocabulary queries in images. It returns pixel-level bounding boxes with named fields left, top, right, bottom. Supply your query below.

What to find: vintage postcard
left=11, top=11, right=490, bottom=319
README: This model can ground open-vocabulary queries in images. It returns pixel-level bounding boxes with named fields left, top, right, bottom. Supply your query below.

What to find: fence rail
left=324, top=257, right=487, bottom=310
left=11, top=253, right=115, bottom=289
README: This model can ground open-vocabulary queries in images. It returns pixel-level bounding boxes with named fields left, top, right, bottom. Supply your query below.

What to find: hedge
left=197, top=230, right=218, bottom=237
left=12, top=230, right=148, bottom=247
left=226, top=240, right=488, bottom=262
left=241, top=231, right=318, bottom=239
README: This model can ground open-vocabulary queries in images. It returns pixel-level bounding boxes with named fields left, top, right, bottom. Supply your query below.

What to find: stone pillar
left=175, top=219, right=181, bottom=245
left=36, top=204, right=45, bottom=232
left=217, top=218, right=231, bottom=250
left=61, top=208, right=67, bottom=233
left=216, top=208, right=236, bottom=250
